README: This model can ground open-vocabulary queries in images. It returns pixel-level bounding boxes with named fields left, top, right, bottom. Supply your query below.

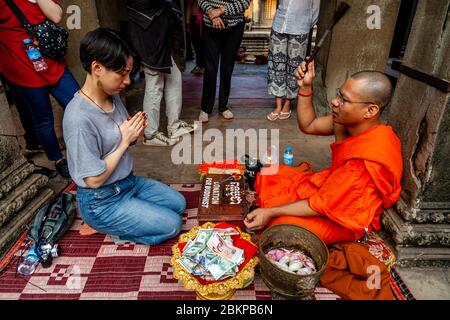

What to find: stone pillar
left=59, top=0, right=100, bottom=84
left=382, top=0, right=450, bottom=266
left=317, top=0, right=401, bottom=102
left=0, top=91, right=53, bottom=258
left=315, top=0, right=337, bottom=78
left=95, top=0, right=121, bottom=31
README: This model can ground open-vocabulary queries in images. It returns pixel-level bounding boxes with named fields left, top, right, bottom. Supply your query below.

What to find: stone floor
left=11, top=61, right=450, bottom=300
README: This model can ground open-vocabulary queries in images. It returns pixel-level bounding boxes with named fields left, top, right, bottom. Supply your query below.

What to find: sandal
left=266, top=111, right=280, bottom=121
left=279, top=110, right=292, bottom=120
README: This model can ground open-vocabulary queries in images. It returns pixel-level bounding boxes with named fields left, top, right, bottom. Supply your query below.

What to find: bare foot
left=79, top=223, right=99, bottom=236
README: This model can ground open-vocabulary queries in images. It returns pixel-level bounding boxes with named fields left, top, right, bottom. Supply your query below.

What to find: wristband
left=298, top=90, right=313, bottom=97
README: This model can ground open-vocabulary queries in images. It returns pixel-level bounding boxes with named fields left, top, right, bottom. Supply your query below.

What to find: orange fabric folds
left=255, top=125, right=403, bottom=242
left=320, top=243, right=394, bottom=300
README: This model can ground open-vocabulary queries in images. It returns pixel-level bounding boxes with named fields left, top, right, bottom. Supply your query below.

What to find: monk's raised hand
left=244, top=208, right=272, bottom=231
left=296, top=58, right=315, bottom=88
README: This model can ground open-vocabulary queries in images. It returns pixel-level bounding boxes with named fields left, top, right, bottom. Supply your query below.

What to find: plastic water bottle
left=17, top=246, right=40, bottom=276
left=23, top=38, right=48, bottom=72
left=283, top=146, right=294, bottom=166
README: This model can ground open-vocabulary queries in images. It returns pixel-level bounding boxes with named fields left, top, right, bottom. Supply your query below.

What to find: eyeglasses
left=335, top=88, right=375, bottom=107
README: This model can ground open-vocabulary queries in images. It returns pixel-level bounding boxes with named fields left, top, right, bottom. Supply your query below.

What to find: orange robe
left=255, top=125, right=403, bottom=245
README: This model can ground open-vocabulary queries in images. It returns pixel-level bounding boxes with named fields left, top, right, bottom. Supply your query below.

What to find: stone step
left=0, top=173, right=49, bottom=227
left=0, top=162, right=35, bottom=200
left=394, top=246, right=450, bottom=267
left=378, top=230, right=450, bottom=267
left=0, top=188, right=53, bottom=259
left=0, top=149, right=26, bottom=182
left=382, top=207, right=450, bottom=247
left=394, top=196, right=450, bottom=224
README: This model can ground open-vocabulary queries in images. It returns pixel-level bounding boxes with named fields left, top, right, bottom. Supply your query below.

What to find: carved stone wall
left=0, top=91, right=53, bottom=258
left=383, top=0, right=450, bottom=266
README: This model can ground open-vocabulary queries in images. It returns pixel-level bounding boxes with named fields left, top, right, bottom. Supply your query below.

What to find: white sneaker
left=143, top=132, right=178, bottom=146
left=199, top=111, right=209, bottom=123
left=220, top=109, right=234, bottom=120
left=169, top=121, right=198, bottom=139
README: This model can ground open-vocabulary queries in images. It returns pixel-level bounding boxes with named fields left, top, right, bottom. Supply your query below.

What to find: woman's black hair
left=80, top=27, right=138, bottom=74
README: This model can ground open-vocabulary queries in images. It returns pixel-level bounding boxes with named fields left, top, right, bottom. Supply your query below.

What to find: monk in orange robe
left=244, top=61, right=403, bottom=245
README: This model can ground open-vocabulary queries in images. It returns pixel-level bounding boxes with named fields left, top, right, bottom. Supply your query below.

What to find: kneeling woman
left=63, top=28, right=186, bottom=244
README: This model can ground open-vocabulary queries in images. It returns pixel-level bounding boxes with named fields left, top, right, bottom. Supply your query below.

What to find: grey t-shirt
left=63, top=92, right=133, bottom=188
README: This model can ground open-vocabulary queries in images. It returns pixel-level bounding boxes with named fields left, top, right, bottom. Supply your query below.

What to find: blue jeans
left=11, top=68, right=80, bottom=161
left=76, top=173, right=186, bottom=245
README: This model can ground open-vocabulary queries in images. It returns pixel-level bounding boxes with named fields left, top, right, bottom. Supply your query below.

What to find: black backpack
left=27, top=192, right=76, bottom=268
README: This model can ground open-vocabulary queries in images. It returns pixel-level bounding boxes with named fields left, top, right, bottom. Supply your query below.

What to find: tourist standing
left=127, top=0, right=196, bottom=147
left=266, top=0, right=320, bottom=121
left=198, top=0, right=250, bottom=123
left=0, top=0, right=80, bottom=177
left=186, top=0, right=205, bottom=75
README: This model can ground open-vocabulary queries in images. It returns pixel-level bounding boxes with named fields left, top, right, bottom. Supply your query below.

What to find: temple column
left=315, top=0, right=401, bottom=103
left=60, top=0, right=100, bottom=84
left=382, top=0, right=450, bottom=266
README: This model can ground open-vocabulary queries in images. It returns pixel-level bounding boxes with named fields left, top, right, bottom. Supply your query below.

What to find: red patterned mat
left=0, top=183, right=413, bottom=300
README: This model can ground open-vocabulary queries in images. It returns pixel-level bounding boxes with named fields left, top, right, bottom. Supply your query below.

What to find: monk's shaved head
left=350, top=71, right=393, bottom=111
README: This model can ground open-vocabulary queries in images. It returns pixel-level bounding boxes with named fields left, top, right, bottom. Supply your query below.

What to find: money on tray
left=266, top=248, right=317, bottom=275
left=177, top=228, right=245, bottom=281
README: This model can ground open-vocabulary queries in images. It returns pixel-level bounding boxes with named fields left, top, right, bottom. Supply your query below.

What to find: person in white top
left=266, top=0, right=320, bottom=121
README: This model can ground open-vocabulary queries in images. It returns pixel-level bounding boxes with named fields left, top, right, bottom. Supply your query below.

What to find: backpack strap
left=4, top=0, right=35, bottom=37
left=28, top=199, right=53, bottom=244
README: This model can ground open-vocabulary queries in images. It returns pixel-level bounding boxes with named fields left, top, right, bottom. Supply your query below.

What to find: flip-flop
left=279, top=111, right=292, bottom=120
left=266, top=111, right=280, bottom=121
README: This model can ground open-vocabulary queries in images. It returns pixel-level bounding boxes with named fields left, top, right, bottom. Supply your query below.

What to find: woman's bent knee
left=165, top=215, right=182, bottom=238
left=171, top=191, right=186, bottom=215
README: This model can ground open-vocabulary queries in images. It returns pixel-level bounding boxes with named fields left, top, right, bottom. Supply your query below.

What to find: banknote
left=198, top=228, right=240, bottom=237
left=178, top=256, right=209, bottom=276
left=207, top=233, right=244, bottom=265
left=206, top=255, right=236, bottom=280
left=183, top=230, right=213, bottom=257
left=178, top=256, right=198, bottom=273
left=191, top=249, right=217, bottom=267
left=182, top=239, right=194, bottom=254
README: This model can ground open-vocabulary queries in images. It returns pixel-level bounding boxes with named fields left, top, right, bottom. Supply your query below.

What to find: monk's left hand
left=244, top=208, right=273, bottom=231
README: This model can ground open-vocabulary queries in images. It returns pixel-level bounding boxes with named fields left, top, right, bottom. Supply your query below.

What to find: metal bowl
left=258, top=224, right=329, bottom=299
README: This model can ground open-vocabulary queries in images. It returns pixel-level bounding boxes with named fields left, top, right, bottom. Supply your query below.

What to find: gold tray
left=170, top=222, right=259, bottom=300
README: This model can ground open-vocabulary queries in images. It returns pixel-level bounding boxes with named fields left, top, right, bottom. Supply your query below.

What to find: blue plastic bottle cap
left=23, top=38, right=32, bottom=44
left=285, top=146, right=292, bottom=153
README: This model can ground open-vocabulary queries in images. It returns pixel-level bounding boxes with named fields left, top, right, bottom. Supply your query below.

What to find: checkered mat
left=0, top=183, right=414, bottom=300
